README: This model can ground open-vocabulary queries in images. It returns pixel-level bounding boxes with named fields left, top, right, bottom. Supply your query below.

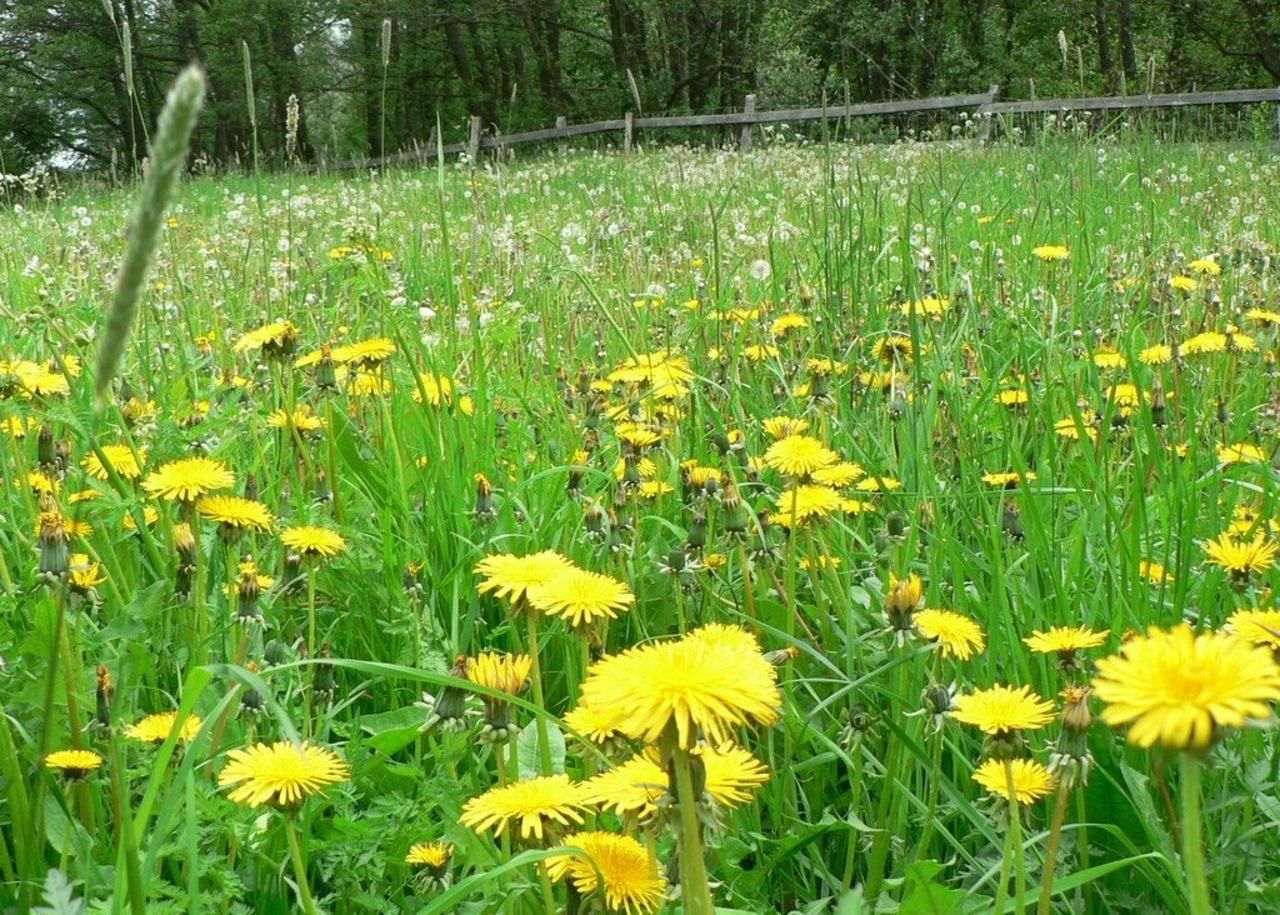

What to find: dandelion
left=526, top=567, right=634, bottom=628
left=950, top=684, right=1055, bottom=736
left=1092, top=624, right=1280, bottom=749
left=218, top=740, right=349, bottom=808
left=280, top=525, right=346, bottom=558
left=1031, top=244, right=1069, bottom=261
left=1203, top=531, right=1278, bottom=580
left=475, top=550, right=576, bottom=607
left=763, top=435, right=837, bottom=477
left=914, top=609, right=986, bottom=660
left=546, top=831, right=667, bottom=915
left=1226, top=608, right=1280, bottom=650
left=460, top=775, right=590, bottom=841
left=142, top=456, right=235, bottom=503
left=197, top=495, right=274, bottom=534
left=972, top=758, right=1056, bottom=805
left=82, top=444, right=145, bottom=480
left=576, top=625, right=781, bottom=748
left=1216, top=442, right=1267, bottom=465
left=773, top=484, right=843, bottom=528
left=125, top=711, right=202, bottom=744
left=45, top=749, right=104, bottom=780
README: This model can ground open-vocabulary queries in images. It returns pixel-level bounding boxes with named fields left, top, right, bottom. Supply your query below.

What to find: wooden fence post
left=425, top=125, right=438, bottom=162
left=467, top=115, right=481, bottom=162
left=624, top=111, right=634, bottom=153
left=556, top=115, right=568, bottom=155
left=739, top=94, right=757, bottom=152
left=1276, top=86, right=1280, bottom=140
left=978, top=84, right=999, bottom=144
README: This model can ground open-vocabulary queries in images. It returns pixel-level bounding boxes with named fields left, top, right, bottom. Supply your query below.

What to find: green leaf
left=901, top=860, right=983, bottom=915
left=359, top=705, right=425, bottom=755
left=835, top=891, right=870, bottom=915
left=34, top=869, right=84, bottom=915
left=517, top=720, right=566, bottom=780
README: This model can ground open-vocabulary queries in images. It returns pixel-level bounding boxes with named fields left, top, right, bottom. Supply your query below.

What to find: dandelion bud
left=1050, top=685, right=1094, bottom=787
left=1216, top=395, right=1229, bottom=426
left=622, top=456, right=642, bottom=488
left=584, top=502, right=607, bottom=540
left=312, top=644, right=336, bottom=697
left=663, top=547, right=688, bottom=576
left=423, top=656, right=470, bottom=734
left=884, top=573, right=923, bottom=640
left=1150, top=376, right=1167, bottom=427
left=263, top=639, right=288, bottom=667
left=473, top=473, right=494, bottom=519
left=722, top=481, right=748, bottom=535
left=1002, top=501, right=1024, bottom=540
left=37, top=423, right=56, bottom=467
left=686, top=511, right=707, bottom=550
left=235, top=569, right=263, bottom=626
left=764, top=646, right=800, bottom=667
left=886, top=510, right=906, bottom=538
left=38, top=511, right=70, bottom=580
left=243, top=473, right=259, bottom=502
left=96, top=664, right=114, bottom=728
left=283, top=552, right=303, bottom=593
left=923, top=683, right=953, bottom=717
left=315, top=346, right=338, bottom=390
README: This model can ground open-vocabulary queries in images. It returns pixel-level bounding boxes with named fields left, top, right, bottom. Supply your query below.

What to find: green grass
left=2, top=135, right=1280, bottom=913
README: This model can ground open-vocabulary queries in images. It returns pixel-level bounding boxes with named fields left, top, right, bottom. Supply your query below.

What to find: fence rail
left=319, top=85, right=1280, bottom=172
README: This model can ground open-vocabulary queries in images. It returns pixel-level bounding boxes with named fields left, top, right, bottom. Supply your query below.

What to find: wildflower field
left=4, top=131, right=1280, bottom=915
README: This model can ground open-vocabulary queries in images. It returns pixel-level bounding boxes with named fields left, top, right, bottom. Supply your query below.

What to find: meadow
left=3, top=129, right=1280, bottom=914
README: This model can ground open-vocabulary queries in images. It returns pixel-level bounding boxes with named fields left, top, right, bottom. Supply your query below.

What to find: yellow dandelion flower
left=1189, top=257, right=1221, bottom=275
left=1023, top=626, right=1110, bottom=655
left=280, top=525, right=347, bottom=558
left=234, top=320, right=298, bottom=354
left=972, top=758, right=1056, bottom=805
left=1138, top=344, right=1173, bottom=365
left=197, top=495, right=275, bottom=533
left=405, top=841, right=453, bottom=868
left=1204, top=531, right=1278, bottom=579
left=577, top=625, right=781, bottom=748
left=1092, top=349, right=1127, bottom=370
left=1169, top=275, right=1197, bottom=292
left=218, top=740, right=349, bottom=808
left=466, top=652, right=532, bottom=695
left=413, top=372, right=456, bottom=407
left=69, top=553, right=106, bottom=590
left=996, top=388, right=1029, bottom=407
left=1092, top=624, right=1280, bottom=748
left=267, top=407, right=326, bottom=432
left=1217, top=442, right=1268, bottom=465
left=1245, top=308, right=1280, bottom=327
left=82, top=444, right=145, bottom=481
left=142, top=457, right=235, bottom=503
left=763, top=435, right=838, bottom=477
left=982, top=470, right=1036, bottom=489
left=811, top=461, right=865, bottom=488
left=546, top=831, right=667, bottom=915
left=1226, top=608, right=1280, bottom=650
left=125, top=711, right=203, bottom=744
left=914, top=609, right=986, bottom=660
left=770, top=312, right=809, bottom=337
left=949, top=684, right=1055, bottom=735
left=1181, top=331, right=1226, bottom=356
left=45, top=749, right=104, bottom=778
left=774, top=484, right=843, bottom=528
left=1032, top=244, right=1069, bottom=261
left=1139, top=559, right=1171, bottom=583
left=460, top=775, right=590, bottom=840
left=527, top=568, right=634, bottom=628
left=475, top=550, right=576, bottom=606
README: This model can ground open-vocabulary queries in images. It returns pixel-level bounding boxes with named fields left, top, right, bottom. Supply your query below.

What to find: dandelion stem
left=1037, top=780, right=1072, bottom=915
left=526, top=611, right=555, bottom=776
left=1006, top=758, right=1027, bottom=915
left=284, top=815, right=319, bottom=915
left=673, top=747, right=714, bottom=915
left=1179, top=753, right=1213, bottom=915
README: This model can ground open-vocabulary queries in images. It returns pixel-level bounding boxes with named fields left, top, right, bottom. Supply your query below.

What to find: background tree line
left=1, top=0, right=1278, bottom=173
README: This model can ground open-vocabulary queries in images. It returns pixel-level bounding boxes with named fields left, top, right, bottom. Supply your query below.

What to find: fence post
left=467, top=115, right=481, bottom=162
left=624, top=111, right=634, bottom=153
left=978, top=84, right=999, bottom=144
left=556, top=115, right=568, bottom=155
left=1276, top=86, right=1280, bottom=140
left=425, top=125, right=438, bottom=162
left=739, top=94, right=757, bottom=152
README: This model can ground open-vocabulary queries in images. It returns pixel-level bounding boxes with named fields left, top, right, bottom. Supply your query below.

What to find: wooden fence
left=320, top=85, right=1280, bottom=171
